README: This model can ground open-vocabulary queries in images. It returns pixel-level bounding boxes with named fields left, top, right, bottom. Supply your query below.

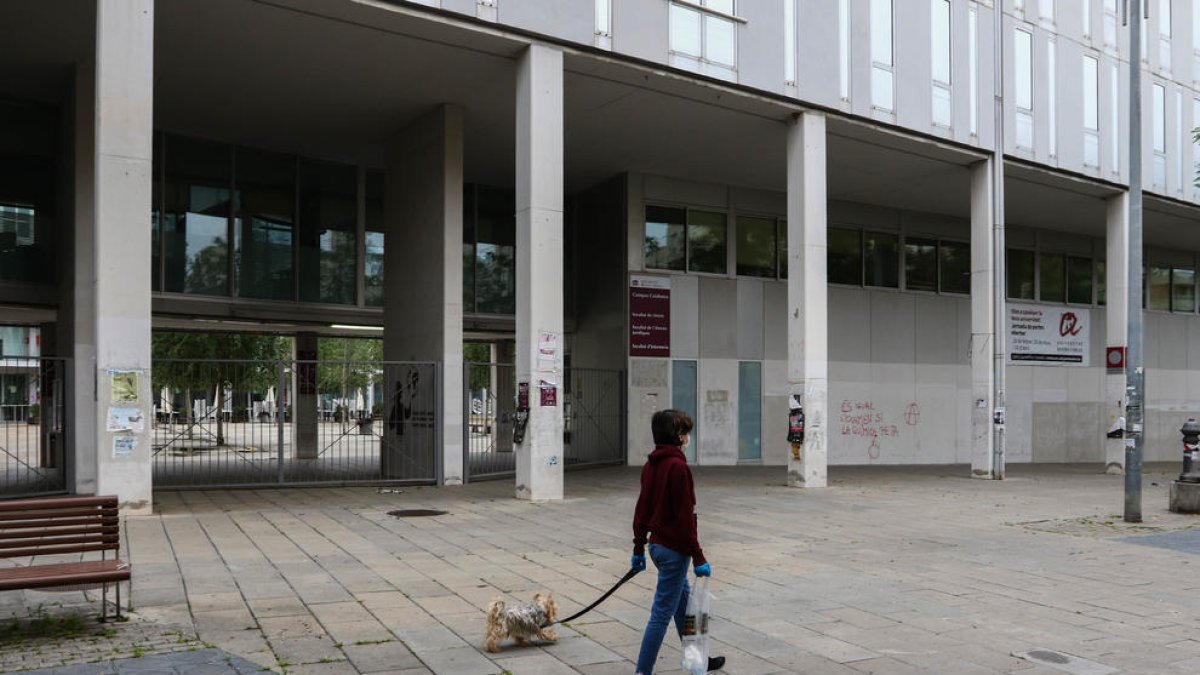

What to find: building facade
left=2, top=0, right=1199, bottom=508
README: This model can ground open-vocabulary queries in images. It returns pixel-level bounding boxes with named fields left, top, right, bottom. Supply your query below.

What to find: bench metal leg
left=116, top=580, right=122, bottom=620
left=101, top=582, right=108, bottom=622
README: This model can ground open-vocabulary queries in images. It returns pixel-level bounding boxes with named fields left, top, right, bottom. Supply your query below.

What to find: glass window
left=735, top=215, right=776, bottom=278
left=1111, top=65, right=1120, bottom=169
left=1040, top=0, right=1055, bottom=23
left=152, top=132, right=162, bottom=292
left=778, top=219, right=788, bottom=279
left=0, top=101, right=55, bottom=284
left=1007, top=249, right=1035, bottom=299
left=474, top=186, right=516, bottom=315
left=969, top=5, right=979, bottom=134
left=1104, top=0, right=1118, bottom=48
left=784, top=0, right=796, bottom=83
left=705, top=15, right=737, bottom=66
left=1097, top=260, right=1107, bottom=306
left=234, top=148, right=295, bottom=300
left=462, top=184, right=475, bottom=312
left=1173, top=267, right=1196, bottom=312
left=1015, top=30, right=1033, bottom=110
left=595, top=0, right=611, bottom=35
left=163, top=135, right=231, bottom=296
left=839, top=0, right=851, bottom=99
left=1047, top=40, right=1057, bottom=155
left=864, top=231, right=899, bottom=288
left=931, top=0, right=951, bottom=85
left=688, top=210, right=727, bottom=274
left=1153, top=83, right=1167, bottom=153
left=669, top=3, right=702, bottom=57
left=298, top=160, right=356, bottom=305
left=939, top=240, right=970, bottom=294
left=828, top=228, right=862, bottom=285
left=1040, top=254, right=1066, bottom=302
left=1067, top=256, right=1093, bottom=304
left=870, top=0, right=893, bottom=67
left=904, top=237, right=938, bottom=292
left=1083, top=56, right=1099, bottom=130
left=737, top=361, right=761, bottom=461
left=645, top=206, right=686, bottom=271
left=1148, top=266, right=1171, bottom=310
left=365, top=170, right=384, bottom=307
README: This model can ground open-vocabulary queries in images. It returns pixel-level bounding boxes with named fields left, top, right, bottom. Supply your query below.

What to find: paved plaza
left=3, top=463, right=1200, bottom=674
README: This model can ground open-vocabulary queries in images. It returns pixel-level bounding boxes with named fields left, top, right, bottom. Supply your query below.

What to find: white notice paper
left=113, top=434, right=136, bottom=458
left=107, top=407, right=145, bottom=434
left=537, top=330, right=560, bottom=371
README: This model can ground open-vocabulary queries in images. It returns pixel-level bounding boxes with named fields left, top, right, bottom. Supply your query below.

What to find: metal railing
left=0, top=357, right=68, bottom=497
left=152, top=359, right=439, bottom=489
left=463, top=362, right=625, bottom=482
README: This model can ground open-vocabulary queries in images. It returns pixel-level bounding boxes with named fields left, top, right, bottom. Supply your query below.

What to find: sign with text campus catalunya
left=629, top=275, right=670, bottom=357
left=1007, top=303, right=1090, bottom=366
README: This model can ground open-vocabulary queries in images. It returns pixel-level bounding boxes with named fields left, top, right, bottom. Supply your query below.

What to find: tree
left=317, top=338, right=382, bottom=422
left=153, top=332, right=290, bottom=444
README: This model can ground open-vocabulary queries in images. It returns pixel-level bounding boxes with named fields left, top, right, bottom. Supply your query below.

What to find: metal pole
left=1125, top=0, right=1145, bottom=523
left=992, top=0, right=1007, bottom=479
left=277, top=361, right=286, bottom=485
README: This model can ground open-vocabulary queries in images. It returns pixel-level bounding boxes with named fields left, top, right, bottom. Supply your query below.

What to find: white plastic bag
left=680, top=575, right=713, bottom=675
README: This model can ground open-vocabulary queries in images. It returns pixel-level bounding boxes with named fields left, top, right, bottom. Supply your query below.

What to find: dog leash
left=541, top=567, right=641, bottom=628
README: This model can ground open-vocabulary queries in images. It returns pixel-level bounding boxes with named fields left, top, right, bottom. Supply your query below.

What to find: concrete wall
left=624, top=172, right=1200, bottom=467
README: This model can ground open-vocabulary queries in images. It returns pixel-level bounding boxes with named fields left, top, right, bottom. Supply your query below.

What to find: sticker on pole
left=1007, top=303, right=1090, bottom=366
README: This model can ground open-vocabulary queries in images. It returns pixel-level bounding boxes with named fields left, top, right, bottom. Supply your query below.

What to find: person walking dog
left=632, top=409, right=724, bottom=674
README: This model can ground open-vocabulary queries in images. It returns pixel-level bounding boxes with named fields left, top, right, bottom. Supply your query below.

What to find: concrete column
left=1105, top=192, right=1130, bottom=474
left=785, top=112, right=828, bottom=489
left=970, top=159, right=998, bottom=477
left=514, top=45, right=565, bottom=501
left=294, top=332, right=319, bottom=460
left=383, top=104, right=464, bottom=485
left=91, top=0, right=154, bottom=512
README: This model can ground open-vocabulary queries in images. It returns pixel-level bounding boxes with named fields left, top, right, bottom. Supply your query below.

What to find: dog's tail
left=485, top=599, right=505, bottom=626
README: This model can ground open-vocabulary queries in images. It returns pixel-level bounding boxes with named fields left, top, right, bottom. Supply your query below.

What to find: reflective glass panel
left=1067, top=256, right=1093, bottom=304
left=1148, top=266, right=1171, bottom=310
left=905, top=237, right=938, bottom=292
left=235, top=148, right=295, bottom=300
left=1040, top=254, right=1066, bottom=302
left=828, top=227, right=862, bottom=285
left=0, top=101, right=55, bottom=284
left=299, top=160, right=356, bottom=305
left=778, top=219, right=788, bottom=279
left=939, top=240, right=970, bottom=294
left=645, top=206, right=686, bottom=271
left=474, top=186, right=515, bottom=315
left=737, top=361, right=761, bottom=461
left=1096, top=260, right=1107, bottom=306
left=705, top=15, right=736, bottom=66
left=688, top=210, right=727, bottom=274
left=735, top=215, right=776, bottom=278
left=670, top=4, right=702, bottom=56
left=864, top=231, right=899, bottom=288
left=1007, top=249, right=1035, bottom=299
left=364, top=170, right=384, bottom=307
left=1173, top=267, right=1196, bottom=312
left=163, top=135, right=231, bottom=296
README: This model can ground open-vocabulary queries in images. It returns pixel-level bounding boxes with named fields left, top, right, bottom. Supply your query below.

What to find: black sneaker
left=707, top=656, right=725, bottom=672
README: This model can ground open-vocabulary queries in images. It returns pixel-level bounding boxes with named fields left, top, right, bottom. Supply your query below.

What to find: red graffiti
left=1059, top=312, right=1081, bottom=337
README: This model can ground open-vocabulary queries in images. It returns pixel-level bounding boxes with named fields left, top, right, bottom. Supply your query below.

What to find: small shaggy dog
left=483, top=593, right=559, bottom=653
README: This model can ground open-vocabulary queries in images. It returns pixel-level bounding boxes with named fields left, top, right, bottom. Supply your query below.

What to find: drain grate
left=1013, top=649, right=1118, bottom=675
left=1027, top=650, right=1071, bottom=665
left=388, top=509, right=448, bottom=517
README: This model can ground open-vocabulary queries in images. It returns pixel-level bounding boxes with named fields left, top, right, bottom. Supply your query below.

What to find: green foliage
left=151, top=332, right=291, bottom=395
left=317, top=338, right=382, bottom=397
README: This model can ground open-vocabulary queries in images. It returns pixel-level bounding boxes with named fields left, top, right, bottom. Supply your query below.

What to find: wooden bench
left=0, top=495, right=130, bottom=621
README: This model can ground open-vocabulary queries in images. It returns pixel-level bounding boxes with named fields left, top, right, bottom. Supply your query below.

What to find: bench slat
left=0, top=533, right=119, bottom=551
left=0, top=559, right=129, bottom=591
left=0, top=521, right=118, bottom=535
left=0, top=508, right=118, bottom=522
left=0, top=496, right=117, bottom=511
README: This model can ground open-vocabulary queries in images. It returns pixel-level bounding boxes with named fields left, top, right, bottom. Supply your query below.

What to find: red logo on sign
left=1059, top=312, right=1081, bottom=337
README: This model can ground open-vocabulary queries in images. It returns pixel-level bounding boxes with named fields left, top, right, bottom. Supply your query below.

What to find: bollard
left=1180, top=418, right=1200, bottom=484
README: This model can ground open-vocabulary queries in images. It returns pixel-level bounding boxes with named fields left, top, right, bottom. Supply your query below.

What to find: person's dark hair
left=651, top=409, right=694, bottom=446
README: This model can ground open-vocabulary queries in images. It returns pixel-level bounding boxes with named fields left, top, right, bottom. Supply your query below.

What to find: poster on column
left=629, top=275, right=670, bottom=357
left=1007, top=303, right=1091, bottom=366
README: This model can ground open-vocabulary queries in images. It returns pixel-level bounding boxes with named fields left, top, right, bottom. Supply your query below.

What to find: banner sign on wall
left=629, top=275, right=670, bottom=357
left=1007, top=303, right=1090, bottom=366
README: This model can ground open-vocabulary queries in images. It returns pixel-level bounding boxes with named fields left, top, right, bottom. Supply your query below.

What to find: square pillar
left=1105, top=192, right=1130, bottom=474
left=514, top=44, right=564, bottom=501
left=383, top=104, right=465, bottom=485
left=88, top=0, right=154, bottom=512
left=786, top=112, right=828, bottom=489
left=970, top=158, right=998, bottom=477
left=294, top=332, right=319, bottom=460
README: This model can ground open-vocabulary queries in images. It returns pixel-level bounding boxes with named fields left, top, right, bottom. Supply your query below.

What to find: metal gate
left=0, top=357, right=68, bottom=497
left=152, top=359, right=439, bottom=489
left=463, top=362, right=516, bottom=480
left=463, top=363, right=625, bottom=482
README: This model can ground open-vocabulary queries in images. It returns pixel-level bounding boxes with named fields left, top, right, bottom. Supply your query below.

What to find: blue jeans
left=635, top=543, right=691, bottom=675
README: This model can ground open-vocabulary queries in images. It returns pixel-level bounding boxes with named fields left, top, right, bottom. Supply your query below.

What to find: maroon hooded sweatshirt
left=632, top=444, right=706, bottom=565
